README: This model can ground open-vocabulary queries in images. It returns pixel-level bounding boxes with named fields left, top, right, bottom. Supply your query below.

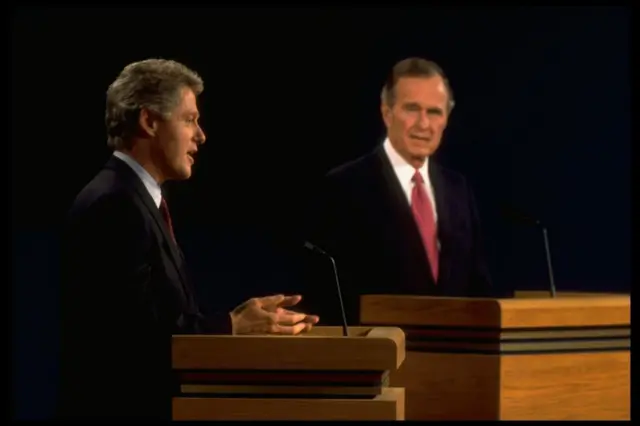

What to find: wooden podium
left=360, top=292, right=630, bottom=420
left=171, top=326, right=406, bottom=420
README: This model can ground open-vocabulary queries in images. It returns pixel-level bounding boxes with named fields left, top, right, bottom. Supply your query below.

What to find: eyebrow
left=403, top=102, right=444, bottom=112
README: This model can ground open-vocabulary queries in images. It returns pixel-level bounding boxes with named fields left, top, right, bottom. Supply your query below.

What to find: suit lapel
left=136, top=185, right=190, bottom=284
left=106, top=157, right=190, bottom=288
left=429, top=161, right=453, bottom=287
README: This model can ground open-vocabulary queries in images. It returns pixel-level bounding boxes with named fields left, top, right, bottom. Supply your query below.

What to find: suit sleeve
left=198, top=311, right=233, bottom=334
left=466, top=182, right=494, bottom=297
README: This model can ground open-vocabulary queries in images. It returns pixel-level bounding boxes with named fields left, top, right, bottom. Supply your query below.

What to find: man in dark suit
left=58, top=59, right=319, bottom=420
left=303, top=57, right=492, bottom=325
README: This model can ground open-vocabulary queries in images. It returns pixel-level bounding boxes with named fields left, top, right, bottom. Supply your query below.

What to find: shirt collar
left=113, top=150, right=163, bottom=208
left=382, top=137, right=430, bottom=185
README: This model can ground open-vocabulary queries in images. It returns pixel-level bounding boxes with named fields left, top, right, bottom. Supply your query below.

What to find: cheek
left=434, top=121, right=447, bottom=134
left=171, top=128, right=191, bottom=153
left=159, top=131, right=187, bottom=160
left=180, top=132, right=192, bottom=152
left=392, top=116, right=412, bottom=133
left=402, top=121, right=418, bottom=136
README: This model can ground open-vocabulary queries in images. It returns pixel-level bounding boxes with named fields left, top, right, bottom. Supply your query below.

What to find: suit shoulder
left=435, top=162, right=466, bottom=181
left=66, top=169, right=143, bottom=224
left=325, top=148, right=379, bottom=181
left=432, top=162, right=484, bottom=213
left=433, top=162, right=470, bottom=190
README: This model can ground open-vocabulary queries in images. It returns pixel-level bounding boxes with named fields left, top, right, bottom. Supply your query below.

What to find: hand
left=230, top=294, right=320, bottom=335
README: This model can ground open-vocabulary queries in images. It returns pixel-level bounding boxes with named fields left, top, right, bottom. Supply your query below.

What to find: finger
left=279, top=309, right=319, bottom=324
left=264, top=296, right=302, bottom=312
left=277, top=295, right=302, bottom=308
left=304, top=315, right=320, bottom=324
left=271, top=321, right=308, bottom=335
left=275, top=311, right=307, bottom=326
left=278, top=308, right=301, bottom=316
left=255, top=294, right=285, bottom=308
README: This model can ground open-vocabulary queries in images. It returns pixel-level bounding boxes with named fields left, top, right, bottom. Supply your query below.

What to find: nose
left=195, top=124, right=206, bottom=145
left=416, top=111, right=430, bottom=129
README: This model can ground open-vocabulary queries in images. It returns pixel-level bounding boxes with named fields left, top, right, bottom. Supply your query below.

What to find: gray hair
left=105, top=58, right=204, bottom=150
left=381, top=57, right=455, bottom=112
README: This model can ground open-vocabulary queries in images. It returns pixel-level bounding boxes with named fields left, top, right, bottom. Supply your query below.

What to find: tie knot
left=412, top=170, right=424, bottom=184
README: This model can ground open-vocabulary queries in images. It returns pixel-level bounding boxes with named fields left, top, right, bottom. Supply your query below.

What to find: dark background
left=11, top=6, right=630, bottom=420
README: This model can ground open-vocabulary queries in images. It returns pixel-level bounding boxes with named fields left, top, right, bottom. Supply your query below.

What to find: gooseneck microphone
left=502, top=206, right=557, bottom=298
left=303, top=241, right=349, bottom=336
left=540, top=225, right=557, bottom=298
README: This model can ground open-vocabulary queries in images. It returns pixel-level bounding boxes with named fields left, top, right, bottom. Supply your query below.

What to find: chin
left=180, top=168, right=193, bottom=179
left=410, top=149, right=432, bottom=160
left=415, top=146, right=437, bottom=158
left=171, top=166, right=192, bottom=181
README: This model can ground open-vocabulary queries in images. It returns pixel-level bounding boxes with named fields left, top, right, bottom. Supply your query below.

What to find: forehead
left=174, top=87, right=199, bottom=113
left=395, top=76, right=448, bottom=107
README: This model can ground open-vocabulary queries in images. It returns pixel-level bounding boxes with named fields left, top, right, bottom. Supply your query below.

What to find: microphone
left=501, top=205, right=557, bottom=298
left=303, top=241, right=349, bottom=337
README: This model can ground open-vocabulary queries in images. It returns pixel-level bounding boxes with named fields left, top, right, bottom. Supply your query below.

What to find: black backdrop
left=11, top=6, right=630, bottom=419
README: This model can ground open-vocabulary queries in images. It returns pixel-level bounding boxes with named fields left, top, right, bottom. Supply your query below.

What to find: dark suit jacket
left=58, top=155, right=231, bottom=420
left=302, top=144, right=493, bottom=325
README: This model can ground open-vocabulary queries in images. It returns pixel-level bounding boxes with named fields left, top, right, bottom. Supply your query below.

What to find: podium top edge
left=359, top=294, right=629, bottom=329
left=172, top=326, right=405, bottom=341
left=360, top=294, right=630, bottom=307
left=171, top=327, right=406, bottom=371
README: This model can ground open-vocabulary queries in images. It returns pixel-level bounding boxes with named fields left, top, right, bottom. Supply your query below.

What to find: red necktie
left=159, top=197, right=176, bottom=243
left=411, top=170, right=439, bottom=282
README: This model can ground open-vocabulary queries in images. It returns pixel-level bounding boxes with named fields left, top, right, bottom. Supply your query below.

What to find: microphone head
left=501, top=204, right=544, bottom=227
left=303, top=241, right=327, bottom=255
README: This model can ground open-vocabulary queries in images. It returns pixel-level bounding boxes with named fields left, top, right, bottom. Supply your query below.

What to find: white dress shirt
left=382, top=137, right=440, bottom=250
left=382, top=138, right=438, bottom=221
left=113, top=150, right=163, bottom=208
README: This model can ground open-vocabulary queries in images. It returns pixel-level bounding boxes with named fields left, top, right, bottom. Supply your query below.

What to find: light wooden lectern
left=171, top=326, right=406, bottom=420
left=360, top=292, right=630, bottom=420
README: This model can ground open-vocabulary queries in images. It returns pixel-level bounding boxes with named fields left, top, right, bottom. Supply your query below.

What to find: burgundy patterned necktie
left=411, top=170, right=439, bottom=282
left=159, top=197, right=176, bottom=243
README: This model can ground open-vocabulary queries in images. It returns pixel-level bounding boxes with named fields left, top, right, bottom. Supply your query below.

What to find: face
left=146, top=87, right=206, bottom=182
left=381, top=75, right=450, bottom=168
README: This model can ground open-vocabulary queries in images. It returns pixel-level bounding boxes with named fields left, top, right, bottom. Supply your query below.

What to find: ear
left=443, top=105, right=453, bottom=126
left=380, top=102, right=392, bottom=128
left=138, top=108, right=160, bottom=138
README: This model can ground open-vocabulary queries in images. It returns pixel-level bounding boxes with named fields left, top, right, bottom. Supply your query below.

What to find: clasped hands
left=230, top=294, right=319, bottom=335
